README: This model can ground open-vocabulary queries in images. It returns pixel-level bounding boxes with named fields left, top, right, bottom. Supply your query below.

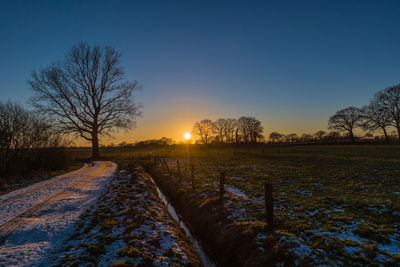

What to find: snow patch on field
left=225, top=185, right=247, bottom=198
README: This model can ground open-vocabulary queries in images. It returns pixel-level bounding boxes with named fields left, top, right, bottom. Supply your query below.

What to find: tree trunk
left=349, top=131, right=355, bottom=143
left=382, top=127, right=389, bottom=142
left=397, top=126, right=400, bottom=143
left=235, top=129, right=239, bottom=144
left=91, top=131, right=100, bottom=159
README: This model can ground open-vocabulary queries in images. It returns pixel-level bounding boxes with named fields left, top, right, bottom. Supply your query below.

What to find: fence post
left=264, top=181, right=274, bottom=230
left=191, top=164, right=195, bottom=190
left=164, top=159, right=170, bottom=175
left=219, top=171, right=225, bottom=202
left=177, top=160, right=182, bottom=182
left=160, top=157, right=165, bottom=170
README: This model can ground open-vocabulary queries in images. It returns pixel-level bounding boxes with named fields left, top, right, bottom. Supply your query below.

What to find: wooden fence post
left=264, top=181, right=274, bottom=230
left=191, top=164, right=195, bottom=190
left=219, top=171, right=225, bottom=202
left=160, top=158, right=165, bottom=170
left=177, top=160, right=182, bottom=182
left=164, top=159, right=170, bottom=175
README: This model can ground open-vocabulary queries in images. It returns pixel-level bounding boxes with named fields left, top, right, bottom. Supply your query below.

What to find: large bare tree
left=376, top=85, right=400, bottom=142
left=29, top=43, right=141, bottom=158
left=328, top=106, right=363, bottom=142
left=361, top=95, right=392, bottom=142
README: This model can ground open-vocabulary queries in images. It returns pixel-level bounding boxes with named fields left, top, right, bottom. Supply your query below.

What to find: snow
left=225, top=185, right=247, bottom=198
left=0, top=161, right=117, bottom=266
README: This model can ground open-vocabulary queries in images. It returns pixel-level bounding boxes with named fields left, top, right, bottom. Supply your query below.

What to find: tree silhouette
left=238, top=116, right=263, bottom=143
left=361, top=95, right=392, bottom=142
left=269, top=132, right=283, bottom=143
left=192, top=119, right=213, bottom=144
left=213, top=118, right=227, bottom=143
left=29, top=43, right=141, bottom=159
left=376, top=85, right=400, bottom=142
left=315, top=130, right=326, bottom=142
left=328, top=107, right=362, bottom=142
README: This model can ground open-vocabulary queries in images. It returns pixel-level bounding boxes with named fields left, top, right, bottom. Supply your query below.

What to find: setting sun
left=184, top=132, right=191, bottom=140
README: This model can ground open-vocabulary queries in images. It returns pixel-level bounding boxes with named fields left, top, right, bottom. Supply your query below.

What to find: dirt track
left=0, top=161, right=117, bottom=266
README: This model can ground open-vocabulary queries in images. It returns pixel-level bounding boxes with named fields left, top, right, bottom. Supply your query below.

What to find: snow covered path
left=0, top=161, right=117, bottom=266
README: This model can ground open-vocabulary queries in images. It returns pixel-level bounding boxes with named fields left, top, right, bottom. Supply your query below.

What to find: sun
left=184, top=132, right=191, bottom=140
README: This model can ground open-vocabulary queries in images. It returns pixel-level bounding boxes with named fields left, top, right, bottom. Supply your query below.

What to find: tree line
left=192, top=117, right=264, bottom=144
left=267, top=130, right=369, bottom=143
left=328, top=84, right=400, bottom=142
left=0, top=101, right=70, bottom=184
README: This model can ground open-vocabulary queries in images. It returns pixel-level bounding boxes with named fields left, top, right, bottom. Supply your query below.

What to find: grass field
left=88, top=144, right=400, bottom=265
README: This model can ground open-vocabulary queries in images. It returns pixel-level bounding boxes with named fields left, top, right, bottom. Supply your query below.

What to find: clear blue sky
left=1, top=0, right=400, bottom=142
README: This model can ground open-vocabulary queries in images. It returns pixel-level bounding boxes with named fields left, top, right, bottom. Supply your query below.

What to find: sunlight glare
left=184, top=132, right=191, bottom=140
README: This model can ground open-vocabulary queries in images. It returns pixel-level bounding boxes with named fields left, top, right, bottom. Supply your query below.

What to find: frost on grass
left=151, top=145, right=400, bottom=265
left=52, top=167, right=200, bottom=266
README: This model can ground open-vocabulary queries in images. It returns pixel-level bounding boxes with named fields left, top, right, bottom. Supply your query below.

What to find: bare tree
left=224, top=118, right=237, bottom=143
left=376, top=85, right=400, bottom=142
left=361, top=95, right=392, bottom=142
left=238, top=116, right=263, bottom=143
left=286, top=133, right=298, bottom=143
left=213, top=118, right=227, bottom=143
left=314, top=130, right=326, bottom=142
left=269, top=132, right=283, bottom=143
left=29, top=43, right=141, bottom=158
left=328, top=107, right=363, bottom=142
left=327, top=131, right=341, bottom=142
left=301, top=133, right=313, bottom=143
left=192, top=119, right=213, bottom=144
left=0, top=101, right=67, bottom=178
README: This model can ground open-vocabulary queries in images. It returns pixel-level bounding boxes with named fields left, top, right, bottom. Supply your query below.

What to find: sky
left=1, top=0, right=400, bottom=144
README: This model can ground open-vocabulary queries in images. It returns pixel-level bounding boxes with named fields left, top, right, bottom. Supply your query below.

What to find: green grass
left=90, top=144, right=400, bottom=265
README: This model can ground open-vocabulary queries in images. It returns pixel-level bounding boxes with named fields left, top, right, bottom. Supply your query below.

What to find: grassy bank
left=52, top=161, right=201, bottom=266
left=92, top=144, right=400, bottom=265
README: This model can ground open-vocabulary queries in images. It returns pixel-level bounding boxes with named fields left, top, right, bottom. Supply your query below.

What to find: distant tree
left=224, top=118, right=238, bottom=143
left=361, top=95, right=392, bottom=142
left=327, top=131, right=341, bottom=142
left=286, top=133, right=298, bottom=143
left=269, top=132, right=283, bottom=143
left=314, top=130, right=326, bottom=142
left=29, top=43, right=141, bottom=159
left=192, top=119, right=213, bottom=144
left=213, top=118, right=227, bottom=143
left=328, top=107, right=363, bottom=142
left=363, top=132, right=374, bottom=139
left=375, top=85, right=400, bottom=142
left=134, top=137, right=174, bottom=147
left=238, top=116, right=263, bottom=143
left=301, top=133, right=313, bottom=143
left=238, top=117, right=250, bottom=143
left=159, top=137, right=175, bottom=146
left=0, top=101, right=67, bottom=177
left=117, top=141, right=127, bottom=147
